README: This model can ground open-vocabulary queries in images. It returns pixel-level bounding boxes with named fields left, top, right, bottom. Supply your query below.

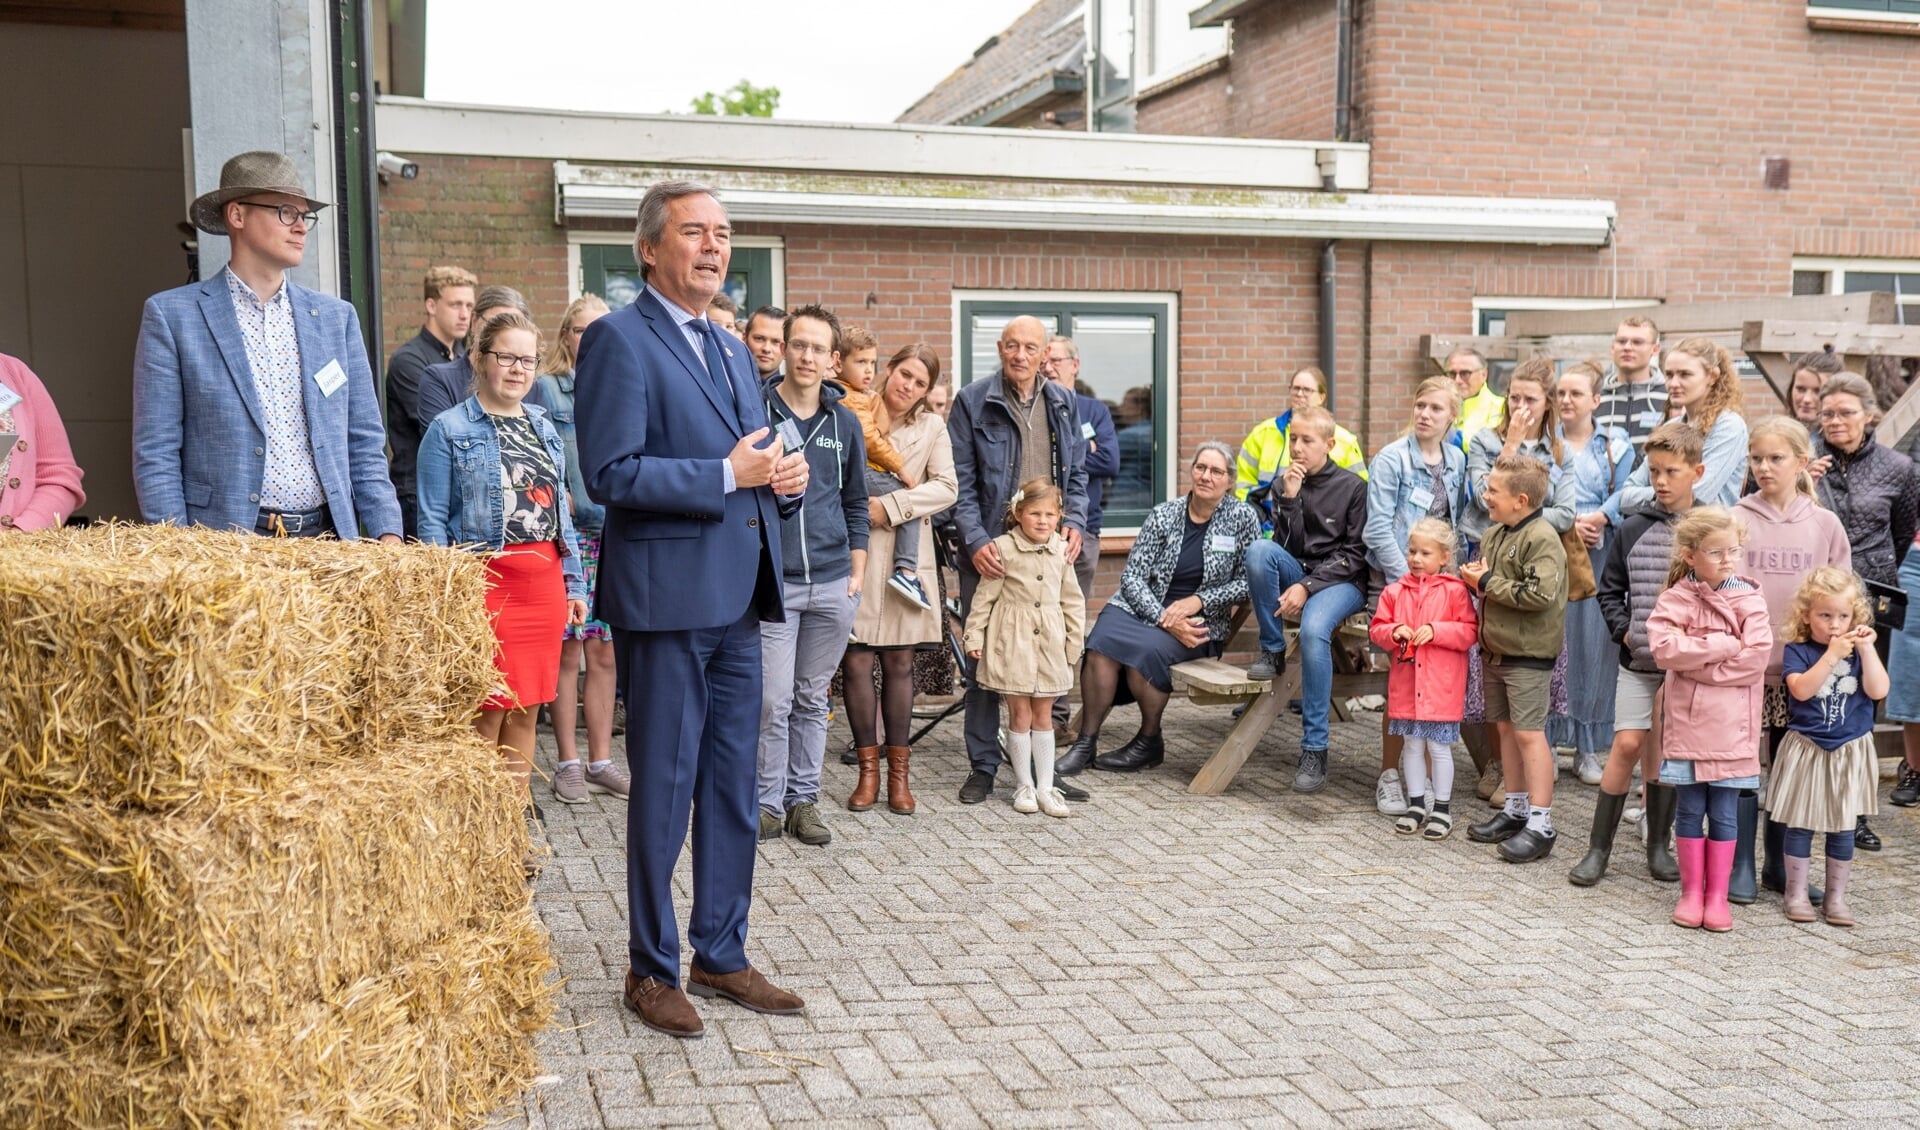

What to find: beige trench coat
left=963, top=531, right=1086, bottom=696
left=849, top=410, right=958, bottom=648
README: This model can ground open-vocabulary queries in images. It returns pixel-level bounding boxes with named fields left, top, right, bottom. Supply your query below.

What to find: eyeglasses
left=483, top=350, right=538, bottom=371
left=236, top=201, right=321, bottom=228
left=1819, top=407, right=1864, bottom=421
left=789, top=342, right=834, bottom=359
left=1445, top=369, right=1482, bottom=379
left=1698, top=545, right=1744, bottom=562
left=1190, top=464, right=1230, bottom=478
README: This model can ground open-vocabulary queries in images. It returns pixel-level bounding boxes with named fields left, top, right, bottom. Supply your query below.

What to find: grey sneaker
left=1247, top=649, right=1284, bottom=681
left=784, top=802, right=832, bottom=846
left=1294, top=748, right=1328, bottom=793
left=551, top=761, right=589, bottom=805
left=758, top=809, right=783, bottom=843
left=1575, top=750, right=1604, bottom=786
left=584, top=760, right=631, bottom=799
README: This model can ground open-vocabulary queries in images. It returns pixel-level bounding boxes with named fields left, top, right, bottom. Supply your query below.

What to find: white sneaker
left=1575, top=750, right=1604, bottom=786
left=1012, top=784, right=1039, bottom=814
left=1036, top=787, right=1070, bottom=818
left=1375, top=769, right=1409, bottom=816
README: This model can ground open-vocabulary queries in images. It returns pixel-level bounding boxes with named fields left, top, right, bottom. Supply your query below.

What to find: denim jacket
left=416, top=395, right=587, bottom=600
left=1364, top=436, right=1469, bottom=583
left=533, top=372, right=605, bottom=534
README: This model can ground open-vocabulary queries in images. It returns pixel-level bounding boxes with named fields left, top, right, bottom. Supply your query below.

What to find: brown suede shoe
left=686, top=962, right=806, bottom=1015
left=624, top=970, right=704, bottom=1038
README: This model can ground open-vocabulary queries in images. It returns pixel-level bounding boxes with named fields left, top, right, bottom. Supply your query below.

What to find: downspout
left=1319, top=0, right=1355, bottom=398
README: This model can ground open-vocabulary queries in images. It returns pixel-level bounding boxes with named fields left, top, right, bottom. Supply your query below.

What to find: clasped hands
left=1391, top=623, right=1435, bottom=647
left=1158, top=595, right=1208, bottom=647
left=729, top=427, right=809, bottom=494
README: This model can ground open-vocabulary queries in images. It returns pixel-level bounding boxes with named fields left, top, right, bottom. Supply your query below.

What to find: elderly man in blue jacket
left=133, top=151, right=399, bottom=542
left=948, top=315, right=1090, bottom=806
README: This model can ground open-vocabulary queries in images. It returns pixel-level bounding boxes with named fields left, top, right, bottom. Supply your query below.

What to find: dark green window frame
left=957, top=298, right=1172, bottom=531
left=578, top=243, right=777, bottom=315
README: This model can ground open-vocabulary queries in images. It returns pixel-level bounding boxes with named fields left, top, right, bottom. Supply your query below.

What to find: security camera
left=376, top=152, right=418, bottom=179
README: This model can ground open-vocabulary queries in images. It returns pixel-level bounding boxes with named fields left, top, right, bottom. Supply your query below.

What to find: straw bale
left=0, top=524, right=495, bottom=809
left=0, top=735, right=530, bottom=1047
left=0, top=909, right=554, bottom=1128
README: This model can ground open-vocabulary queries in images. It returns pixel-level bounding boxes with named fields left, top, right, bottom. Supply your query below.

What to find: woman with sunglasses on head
left=418, top=311, right=589, bottom=812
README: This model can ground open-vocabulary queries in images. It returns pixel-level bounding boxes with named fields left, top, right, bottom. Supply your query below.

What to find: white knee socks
left=1429, top=740, right=1454, bottom=803
left=1400, top=736, right=1455, bottom=805
left=1006, top=730, right=1035, bottom=791
left=1031, top=728, right=1056, bottom=794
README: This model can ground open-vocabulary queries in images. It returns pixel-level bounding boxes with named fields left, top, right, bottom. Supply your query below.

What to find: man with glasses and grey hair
left=1446, top=347, right=1504, bottom=448
left=133, top=150, right=401, bottom=542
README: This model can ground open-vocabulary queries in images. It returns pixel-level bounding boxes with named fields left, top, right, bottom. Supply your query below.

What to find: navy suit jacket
left=574, top=287, right=798, bottom=632
left=131, top=274, right=401, bottom=539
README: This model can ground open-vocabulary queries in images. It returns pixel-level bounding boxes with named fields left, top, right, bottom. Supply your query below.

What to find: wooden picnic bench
left=1175, top=607, right=1387, bottom=796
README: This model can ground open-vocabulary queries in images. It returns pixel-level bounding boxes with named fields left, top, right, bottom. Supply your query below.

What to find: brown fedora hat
left=189, top=150, right=329, bottom=235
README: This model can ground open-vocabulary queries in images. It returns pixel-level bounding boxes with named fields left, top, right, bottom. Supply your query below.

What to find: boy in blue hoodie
left=755, top=304, right=870, bottom=848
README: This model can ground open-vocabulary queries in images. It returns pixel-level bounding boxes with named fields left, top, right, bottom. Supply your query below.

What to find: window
left=571, top=236, right=784, bottom=313
left=956, top=294, right=1176, bottom=531
left=1086, top=1, right=1229, bottom=131
left=1791, top=258, right=1920, bottom=324
left=1806, top=2, right=1920, bottom=34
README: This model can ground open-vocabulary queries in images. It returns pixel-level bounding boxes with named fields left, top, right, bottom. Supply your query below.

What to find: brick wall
left=1135, top=0, right=1338, bottom=141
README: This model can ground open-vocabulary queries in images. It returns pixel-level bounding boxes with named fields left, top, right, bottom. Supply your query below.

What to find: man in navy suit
left=133, top=150, right=400, bottom=543
left=574, top=181, right=810, bottom=1039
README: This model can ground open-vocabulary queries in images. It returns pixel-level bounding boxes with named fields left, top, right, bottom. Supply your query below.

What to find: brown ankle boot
left=885, top=744, right=916, bottom=815
left=847, top=746, right=881, bottom=811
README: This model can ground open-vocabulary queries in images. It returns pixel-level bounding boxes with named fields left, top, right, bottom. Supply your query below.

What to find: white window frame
left=1136, top=0, right=1231, bottom=93
left=952, top=288, right=1180, bottom=537
left=566, top=229, right=785, bottom=306
left=1791, top=257, right=1920, bottom=315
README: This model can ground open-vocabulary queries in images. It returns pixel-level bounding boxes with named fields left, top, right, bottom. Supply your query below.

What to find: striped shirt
left=1595, top=366, right=1668, bottom=451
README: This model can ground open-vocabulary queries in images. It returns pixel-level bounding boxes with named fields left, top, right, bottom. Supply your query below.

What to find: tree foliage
left=690, top=80, right=781, bottom=118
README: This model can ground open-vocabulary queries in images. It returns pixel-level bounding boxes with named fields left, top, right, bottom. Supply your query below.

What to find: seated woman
left=1058, top=443, right=1260, bottom=775
left=1234, top=365, right=1366, bottom=526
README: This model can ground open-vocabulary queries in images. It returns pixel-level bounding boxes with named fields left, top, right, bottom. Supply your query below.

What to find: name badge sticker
left=1081, top=421, right=1096, bottom=440
left=0, top=384, right=20, bottom=415
left=775, top=418, right=804, bottom=453
left=1635, top=410, right=1664, bottom=429
left=1409, top=486, right=1435, bottom=511
left=1208, top=534, right=1236, bottom=554
left=312, top=359, right=347, bottom=397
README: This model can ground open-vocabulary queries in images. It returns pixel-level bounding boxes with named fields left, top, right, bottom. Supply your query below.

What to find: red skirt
left=482, top=541, right=566, bottom=711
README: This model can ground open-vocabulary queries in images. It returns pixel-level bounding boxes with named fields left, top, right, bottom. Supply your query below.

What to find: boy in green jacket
left=1461, top=455, right=1569, bottom=863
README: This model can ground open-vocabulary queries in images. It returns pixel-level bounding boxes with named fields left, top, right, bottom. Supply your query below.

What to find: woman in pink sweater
left=0, top=353, right=85, bottom=531
left=1648, top=507, right=1772, bottom=933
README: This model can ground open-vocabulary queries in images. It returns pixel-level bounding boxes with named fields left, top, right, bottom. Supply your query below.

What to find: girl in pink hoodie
left=1648, top=507, right=1772, bottom=933
left=1368, top=519, right=1479, bottom=840
left=1736, top=416, right=1851, bottom=904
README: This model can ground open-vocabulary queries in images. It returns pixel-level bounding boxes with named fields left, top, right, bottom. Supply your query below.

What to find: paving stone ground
left=494, top=700, right=1920, bottom=1129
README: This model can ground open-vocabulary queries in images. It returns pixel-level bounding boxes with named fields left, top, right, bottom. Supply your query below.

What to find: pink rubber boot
left=1702, top=838, right=1735, bottom=932
left=1671, top=836, right=1705, bottom=929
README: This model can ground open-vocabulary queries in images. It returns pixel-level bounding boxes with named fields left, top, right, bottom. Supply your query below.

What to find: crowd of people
left=7, top=155, right=1920, bottom=1035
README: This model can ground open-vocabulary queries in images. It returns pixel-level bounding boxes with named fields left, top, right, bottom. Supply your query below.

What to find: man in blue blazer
left=132, top=151, right=400, bottom=542
left=574, top=181, right=810, bottom=1040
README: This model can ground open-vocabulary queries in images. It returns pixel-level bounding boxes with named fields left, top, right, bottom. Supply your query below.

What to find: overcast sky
left=427, top=0, right=1049, bottom=123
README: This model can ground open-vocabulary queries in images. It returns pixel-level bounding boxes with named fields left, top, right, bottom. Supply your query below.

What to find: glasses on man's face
left=237, top=201, right=321, bottom=229
left=484, top=350, right=538, bottom=371
left=1699, top=545, right=1744, bottom=562
left=1446, top=369, right=1481, bottom=380
left=789, top=342, right=834, bottom=360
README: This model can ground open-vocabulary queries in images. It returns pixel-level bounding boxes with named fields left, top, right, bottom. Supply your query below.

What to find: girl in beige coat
left=965, top=481, right=1086, bottom=817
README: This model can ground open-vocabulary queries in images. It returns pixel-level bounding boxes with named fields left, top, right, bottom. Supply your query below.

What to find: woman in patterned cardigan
left=1058, top=443, right=1260, bottom=775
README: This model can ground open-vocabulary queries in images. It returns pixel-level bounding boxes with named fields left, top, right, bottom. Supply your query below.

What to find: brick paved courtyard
left=500, top=701, right=1920, bottom=1128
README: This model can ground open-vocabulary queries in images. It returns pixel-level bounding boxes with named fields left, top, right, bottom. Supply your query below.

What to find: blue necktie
left=686, top=318, right=739, bottom=425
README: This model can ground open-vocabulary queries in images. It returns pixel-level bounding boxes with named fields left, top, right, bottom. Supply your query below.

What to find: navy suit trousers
left=617, top=610, right=762, bottom=983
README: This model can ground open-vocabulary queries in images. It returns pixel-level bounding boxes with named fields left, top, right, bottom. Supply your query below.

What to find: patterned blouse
left=490, top=413, right=561, bottom=545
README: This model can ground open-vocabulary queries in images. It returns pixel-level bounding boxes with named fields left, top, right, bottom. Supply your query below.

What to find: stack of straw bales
left=0, top=525, right=555, bottom=1127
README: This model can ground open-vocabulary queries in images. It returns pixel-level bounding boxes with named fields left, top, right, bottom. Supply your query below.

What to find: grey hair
left=1818, top=372, right=1882, bottom=422
left=633, top=180, right=722, bottom=281
left=1048, top=335, right=1079, bottom=360
left=1444, top=346, right=1486, bottom=372
left=1192, top=441, right=1235, bottom=472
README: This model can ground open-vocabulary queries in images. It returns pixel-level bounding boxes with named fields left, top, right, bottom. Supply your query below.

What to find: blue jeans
left=1674, top=782, right=1738, bottom=841
left=1245, top=540, right=1364, bottom=751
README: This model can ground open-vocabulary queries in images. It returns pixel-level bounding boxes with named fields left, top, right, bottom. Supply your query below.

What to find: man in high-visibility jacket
left=1446, top=347, right=1504, bottom=448
left=1235, top=366, right=1366, bottom=529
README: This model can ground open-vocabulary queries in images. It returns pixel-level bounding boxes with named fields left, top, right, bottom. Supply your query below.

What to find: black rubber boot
left=1569, top=789, right=1627, bottom=887
left=1645, top=783, right=1679, bottom=883
left=1727, top=790, right=1759, bottom=905
left=1762, top=817, right=1824, bottom=906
